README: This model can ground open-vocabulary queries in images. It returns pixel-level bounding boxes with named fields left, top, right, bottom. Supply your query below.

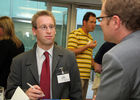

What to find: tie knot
left=44, top=51, right=49, bottom=57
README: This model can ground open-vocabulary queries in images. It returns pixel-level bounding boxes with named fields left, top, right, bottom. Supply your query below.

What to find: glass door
left=51, top=6, right=68, bottom=47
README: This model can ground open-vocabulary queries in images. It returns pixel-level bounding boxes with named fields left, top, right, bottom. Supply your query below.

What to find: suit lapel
left=26, top=45, right=64, bottom=83
left=27, top=47, right=39, bottom=84
left=52, top=45, right=63, bottom=74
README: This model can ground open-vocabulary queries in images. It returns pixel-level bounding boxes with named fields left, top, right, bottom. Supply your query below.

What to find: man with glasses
left=5, top=10, right=82, bottom=100
left=67, top=12, right=97, bottom=100
left=96, top=0, right=140, bottom=100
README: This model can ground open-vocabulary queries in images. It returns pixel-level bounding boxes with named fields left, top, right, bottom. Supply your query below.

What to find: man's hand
left=94, top=63, right=102, bottom=73
left=25, top=85, right=45, bottom=100
left=88, top=40, right=97, bottom=48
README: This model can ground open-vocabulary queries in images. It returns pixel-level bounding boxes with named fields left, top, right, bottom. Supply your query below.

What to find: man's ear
left=32, top=27, right=36, bottom=36
left=83, top=20, right=86, bottom=26
left=112, top=15, right=121, bottom=30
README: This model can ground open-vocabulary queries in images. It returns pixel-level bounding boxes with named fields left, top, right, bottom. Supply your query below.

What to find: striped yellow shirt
left=67, top=28, right=94, bottom=79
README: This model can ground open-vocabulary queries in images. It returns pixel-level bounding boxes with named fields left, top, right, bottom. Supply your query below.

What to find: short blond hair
left=32, top=10, right=56, bottom=29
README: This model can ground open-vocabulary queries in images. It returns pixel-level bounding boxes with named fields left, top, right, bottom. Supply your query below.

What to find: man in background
left=96, top=0, right=140, bottom=100
left=67, top=12, right=97, bottom=100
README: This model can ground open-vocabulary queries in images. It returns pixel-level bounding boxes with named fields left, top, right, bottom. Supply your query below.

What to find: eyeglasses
left=37, top=24, right=55, bottom=31
left=96, top=15, right=113, bottom=22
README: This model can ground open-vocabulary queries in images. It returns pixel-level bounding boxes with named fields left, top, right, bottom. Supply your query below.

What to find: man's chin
left=90, top=29, right=95, bottom=32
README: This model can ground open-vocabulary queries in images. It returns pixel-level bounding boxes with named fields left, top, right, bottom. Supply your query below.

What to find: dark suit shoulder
left=13, top=48, right=35, bottom=62
left=54, top=45, right=75, bottom=56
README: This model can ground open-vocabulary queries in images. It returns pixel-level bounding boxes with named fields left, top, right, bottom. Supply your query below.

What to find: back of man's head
left=103, top=0, right=140, bottom=31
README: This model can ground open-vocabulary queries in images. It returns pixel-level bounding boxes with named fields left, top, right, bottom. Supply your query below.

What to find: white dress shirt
left=36, top=45, right=53, bottom=98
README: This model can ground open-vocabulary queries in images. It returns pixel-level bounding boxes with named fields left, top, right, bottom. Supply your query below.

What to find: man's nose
left=46, top=27, right=51, bottom=33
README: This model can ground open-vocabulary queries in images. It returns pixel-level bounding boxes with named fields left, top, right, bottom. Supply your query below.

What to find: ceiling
left=30, top=0, right=102, bottom=9
left=50, top=0, right=101, bottom=4
left=47, top=0, right=102, bottom=7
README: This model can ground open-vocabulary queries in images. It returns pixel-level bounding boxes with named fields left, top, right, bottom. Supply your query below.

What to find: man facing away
left=92, top=42, right=116, bottom=100
left=5, top=10, right=82, bottom=100
left=96, top=0, right=140, bottom=100
left=67, top=12, right=97, bottom=100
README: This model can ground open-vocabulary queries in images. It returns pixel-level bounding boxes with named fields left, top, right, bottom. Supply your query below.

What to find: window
left=52, top=6, right=68, bottom=47
left=0, top=0, right=11, bottom=16
left=12, top=0, right=47, bottom=19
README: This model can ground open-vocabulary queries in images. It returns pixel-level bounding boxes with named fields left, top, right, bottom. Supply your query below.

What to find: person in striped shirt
left=67, top=12, right=97, bottom=100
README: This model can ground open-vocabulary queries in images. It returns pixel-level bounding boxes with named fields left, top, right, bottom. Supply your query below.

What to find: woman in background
left=0, top=16, right=24, bottom=89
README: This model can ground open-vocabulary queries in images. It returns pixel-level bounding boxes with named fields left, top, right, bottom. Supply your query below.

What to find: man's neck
left=116, top=28, right=133, bottom=44
left=82, top=26, right=88, bottom=34
left=37, top=42, right=54, bottom=51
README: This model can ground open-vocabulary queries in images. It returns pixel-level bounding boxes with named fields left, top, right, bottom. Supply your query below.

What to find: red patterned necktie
left=40, top=51, right=50, bottom=99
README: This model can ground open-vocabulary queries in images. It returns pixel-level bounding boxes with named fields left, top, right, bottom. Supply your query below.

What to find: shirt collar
left=78, top=28, right=89, bottom=35
left=36, top=45, right=54, bottom=58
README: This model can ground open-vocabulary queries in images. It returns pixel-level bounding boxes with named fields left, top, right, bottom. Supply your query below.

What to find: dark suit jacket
left=0, top=39, right=24, bottom=88
left=5, top=45, right=82, bottom=100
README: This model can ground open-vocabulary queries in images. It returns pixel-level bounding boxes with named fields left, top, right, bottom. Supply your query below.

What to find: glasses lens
left=97, top=17, right=102, bottom=22
left=38, top=24, right=55, bottom=31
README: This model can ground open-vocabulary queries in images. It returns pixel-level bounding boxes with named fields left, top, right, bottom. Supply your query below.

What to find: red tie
left=40, top=51, right=50, bottom=99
